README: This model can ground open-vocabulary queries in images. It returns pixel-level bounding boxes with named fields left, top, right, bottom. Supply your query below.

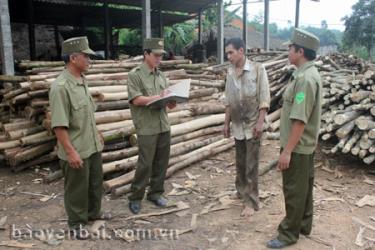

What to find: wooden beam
left=53, top=25, right=60, bottom=58
left=198, top=10, right=203, bottom=44
left=242, top=0, right=247, bottom=46
left=158, top=8, right=164, bottom=38
left=104, top=0, right=111, bottom=59
left=295, top=0, right=300, bottom=28
left=27, top=0, right=36, bottom=60
left=142, top=0, right=151, bottom=40
left=264, top=0, right=269, bottom=51
left=217, top=0, right=224, bottom=64
left=0, top=0, right=14, bottom=75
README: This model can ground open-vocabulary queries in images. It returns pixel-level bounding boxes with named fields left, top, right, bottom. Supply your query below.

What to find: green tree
left=342, top=0, right=375, bottom=61
left=164, top=22, right=196, bottom=54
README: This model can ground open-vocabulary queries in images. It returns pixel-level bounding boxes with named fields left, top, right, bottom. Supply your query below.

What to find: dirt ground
left=0, top=140, right=374, bottom=250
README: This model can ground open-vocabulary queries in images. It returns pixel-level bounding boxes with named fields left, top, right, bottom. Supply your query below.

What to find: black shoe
left=129, top=201, right=141, bottom=214
left=147, top=197, right=168, bottom=207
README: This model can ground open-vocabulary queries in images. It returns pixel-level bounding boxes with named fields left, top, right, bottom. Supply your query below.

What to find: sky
left=226, top=0, right=359, bottom=31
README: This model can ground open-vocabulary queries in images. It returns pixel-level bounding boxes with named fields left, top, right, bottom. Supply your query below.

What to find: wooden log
left=334, top=111, right=363, bottom=125
left=170, top=114, right=225, bottom=137
left=106, top=137, right=234, bottom=193
left=103, top=135, right=224, bottom=175
left=102, top=146, right=138, bottom=163
left=20, top=131, right=55, bottom=147
left=95, top=110, right=131, bottom=124
left=266, top=108, right=281, bottom=123
left=103, top=141, right=131, bottom=152
left=97, top=92, right=128, bottom=102
left=369, top=129, right=375, bottom=139
left=170, top=125, right=223, bottom=145
left=0, top=140, right=21, bottom=151
left=336, top=120, right=356, bottom=139
left=355, top=116, right=375, bottom=130
left=87, top=80, right=127, bottom=87
left=102, top=126, right=136, bottom=142
left=97, top=120, right=133, bottom=132
left=189, top=88, right=218, bottom=99
left=6, top=126, right=44, bottom=140
left=89, top=85, right=127, bottom=95
left=359, top=149, right=368, bottom=159
left=8, top=141, right=55, bottom=167
left=0, top=75, right=28, bottom=82
left=96, top=100, right=129, bottom=111
left=269, top=119, right=280, bottom=132
left=44, top=170, right=63, bottom=183
left=350, top=90, right=372, bottom=103
left=12, top=152, right=57, bottom=172
left=342, top=131, right=362, bottom=154
left=363, top=154, right=375, bottom=165
left=264, top=132, right=280, bottom=140
left=360, top=138, right=374, bottom=150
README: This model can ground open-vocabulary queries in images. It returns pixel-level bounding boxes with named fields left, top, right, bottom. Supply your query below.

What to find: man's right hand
left=160, top=89, right=171, bottom=97
left=223, top=124, right=231, bottom=138
left=67, top=150, right=83, bottom=169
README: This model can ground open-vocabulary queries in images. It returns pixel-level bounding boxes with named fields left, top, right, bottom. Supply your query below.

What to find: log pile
left=0, top=57, right=230, bottom=191
left=0, top=51, right=373, bottom=195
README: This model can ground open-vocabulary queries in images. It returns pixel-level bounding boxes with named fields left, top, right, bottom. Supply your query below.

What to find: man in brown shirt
left=223, top=38, right=270, bottom=218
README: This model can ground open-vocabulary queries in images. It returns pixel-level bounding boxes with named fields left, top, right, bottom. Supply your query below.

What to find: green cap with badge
left=61, top=36, right=96, bottom=56
left=143, top=38, right=166, bottom=54
left=285, top=28, right=320, bottom=52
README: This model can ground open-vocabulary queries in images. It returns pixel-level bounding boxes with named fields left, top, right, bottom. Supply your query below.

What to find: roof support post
left=0, top=0, right=14, bottom=75
left=142, top=0, right=151, bottom=40
left=217, top=0, right=224, bottom=64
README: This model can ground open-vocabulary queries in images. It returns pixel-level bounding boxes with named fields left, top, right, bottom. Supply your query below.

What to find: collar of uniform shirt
left=140, top=63, right=160, bottom=76
left=62, top=68, right=85, bottom=85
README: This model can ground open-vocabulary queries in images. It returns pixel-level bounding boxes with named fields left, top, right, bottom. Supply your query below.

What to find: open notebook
left=146, top=79, right=191, bottom=109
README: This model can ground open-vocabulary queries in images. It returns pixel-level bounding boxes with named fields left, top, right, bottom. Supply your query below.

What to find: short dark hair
left=143, top=49, right=152, bottom=60
left=225, top=37, right=246, bottom=51
left=61, top=54, right=71, bottom=64
left=292, top=44, right=316, bottom=61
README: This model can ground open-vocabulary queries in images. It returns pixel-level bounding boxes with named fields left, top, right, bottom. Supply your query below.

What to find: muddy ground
left=0, top=140, right=374, bottom=250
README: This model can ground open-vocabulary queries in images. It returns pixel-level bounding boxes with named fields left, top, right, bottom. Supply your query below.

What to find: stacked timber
left=0, top=52, right=373, bottom=191
left=0, top=57, right=228, bottom=180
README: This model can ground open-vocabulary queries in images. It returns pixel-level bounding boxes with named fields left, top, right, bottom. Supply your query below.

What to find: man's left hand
left=277, top=151, right=291, bottom=171
left=99, top=132, right=104, bottom=145
left=253, top=121, right=264, bottom=139
left=167, top=101, right=177, bottom=110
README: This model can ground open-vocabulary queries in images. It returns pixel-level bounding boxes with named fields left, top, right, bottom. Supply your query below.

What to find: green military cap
left=61, top=36, right=96, bottom=56
left=285, top=28, right=320, bottom=52
left=143, top=38, right=166, bottom=54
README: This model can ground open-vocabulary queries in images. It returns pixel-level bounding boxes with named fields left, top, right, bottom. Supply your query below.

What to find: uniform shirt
left=280, top=61, right=322, bottom=155
left=223, top=59, right=270, bottom=140
left=127, top=63, right=170, bottom=136
left=49, top=69, right=103, bottom=161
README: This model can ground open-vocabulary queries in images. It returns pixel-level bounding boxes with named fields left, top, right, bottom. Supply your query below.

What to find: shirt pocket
left=242, top=73, right=257, bottom=98
left=70, top=95, right=89, bottom=128
left=283, top=81, right=295, bottom=104
left=88, top=94, right=97, bottom=112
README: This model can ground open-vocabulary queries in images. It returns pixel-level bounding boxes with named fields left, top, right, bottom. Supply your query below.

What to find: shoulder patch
left=57, top=79, right=67, bottom=86
left=295, top=92, right=305, bottom=104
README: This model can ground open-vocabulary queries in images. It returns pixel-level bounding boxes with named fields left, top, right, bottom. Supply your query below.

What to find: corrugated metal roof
left=32, top=0, right=217, bottom=14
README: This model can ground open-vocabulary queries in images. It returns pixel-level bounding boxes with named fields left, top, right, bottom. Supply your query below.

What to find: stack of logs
left=0, top=51, right=373, bottom=196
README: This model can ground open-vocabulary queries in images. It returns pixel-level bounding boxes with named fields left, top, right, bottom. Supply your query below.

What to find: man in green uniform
left=267, top=29, right=322, bottom=249
left=49, top=37, right=105, bottom=238
left=127, top=38, right=176, bottom=214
